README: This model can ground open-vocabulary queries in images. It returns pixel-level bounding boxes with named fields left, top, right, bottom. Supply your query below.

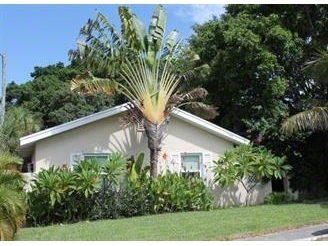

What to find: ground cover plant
left=16, top=203, right=328, bottom=241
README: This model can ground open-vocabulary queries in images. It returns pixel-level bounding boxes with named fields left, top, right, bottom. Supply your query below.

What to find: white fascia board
left=20, top=103, right=249, bottom=149
left=171, top=108, right=250, bottom=145
left=20, top=103, right=130, bottom=148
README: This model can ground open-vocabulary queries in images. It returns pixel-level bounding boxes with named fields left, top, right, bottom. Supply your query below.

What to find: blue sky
left=0, top=4, right=226, bottom=85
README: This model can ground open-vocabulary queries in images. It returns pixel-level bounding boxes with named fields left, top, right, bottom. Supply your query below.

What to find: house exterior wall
left=30, top=112, right=271, bottom=207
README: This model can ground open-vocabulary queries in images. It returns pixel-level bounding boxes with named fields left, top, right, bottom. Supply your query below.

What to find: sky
left=0, top=3, right=227, bottom=85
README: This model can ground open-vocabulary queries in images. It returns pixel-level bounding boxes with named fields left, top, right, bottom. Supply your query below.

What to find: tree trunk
left=144, top=119, right=168, bottom=177
left=149, top=148, right=160, bottom=177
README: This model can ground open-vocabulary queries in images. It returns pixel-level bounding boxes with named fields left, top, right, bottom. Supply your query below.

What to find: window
left=83, top=153, right=110, bottom=164
left=180, top=153, right=202, bottom=178
left=170, top=152, right=212, bottom=183
left=70, top=153, right=110, bottom=168
left=246, top=173, right=258, bottom=190
left=22, top=156, right=33, bottom=173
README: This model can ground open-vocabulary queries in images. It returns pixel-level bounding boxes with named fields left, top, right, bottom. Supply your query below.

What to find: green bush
left=26, top=153, right=127, bottom=226
left=148, top=172, right=214, bottom=213
left=89, top=172, right=214, bottom=219
left=26, top=155, right=214, bottom=227
left=264, top=192, right=293, bottom=205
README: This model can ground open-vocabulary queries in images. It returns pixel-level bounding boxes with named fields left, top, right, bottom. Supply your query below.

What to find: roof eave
left=171, top=108, right=250, bottom=145
left=20, top=103, right=130, bottom=148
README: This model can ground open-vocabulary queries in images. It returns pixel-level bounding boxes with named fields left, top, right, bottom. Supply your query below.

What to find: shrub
left=26, top=155, right=214, bottom=227
left=148, top=172, right=214, bottom=213
left=212, top=143, right=292, bottom=205
left=26, top=153, right=127, bottom=226
left=264, top=192, right=293, bottom=205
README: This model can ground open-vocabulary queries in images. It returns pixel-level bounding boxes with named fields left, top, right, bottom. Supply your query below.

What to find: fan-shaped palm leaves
left=70, top=5, right=217, bottom=177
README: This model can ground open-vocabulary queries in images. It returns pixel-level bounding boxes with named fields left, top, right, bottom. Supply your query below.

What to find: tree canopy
left=6, top=62, right=115, bottom=130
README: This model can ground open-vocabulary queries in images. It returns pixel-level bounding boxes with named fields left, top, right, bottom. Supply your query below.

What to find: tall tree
left=70, top=5, right=217, bottom=177
left=6, top=62, right=115, bottom=129
left=189, top=11, right=304, bottom=139
left=189, top=4, right=328, bottom=197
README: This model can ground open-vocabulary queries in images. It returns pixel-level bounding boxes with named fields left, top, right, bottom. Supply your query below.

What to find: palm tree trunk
left=144, top=119, right=167, bottom=177
left=149, top=148, right=160, bottom=177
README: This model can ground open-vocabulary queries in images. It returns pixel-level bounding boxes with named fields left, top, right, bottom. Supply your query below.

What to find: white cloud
left=174, top=4, right=226, bottom=25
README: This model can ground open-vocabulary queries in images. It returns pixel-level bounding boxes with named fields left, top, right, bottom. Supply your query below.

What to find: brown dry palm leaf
left=281, top=106, right=328, bottom=135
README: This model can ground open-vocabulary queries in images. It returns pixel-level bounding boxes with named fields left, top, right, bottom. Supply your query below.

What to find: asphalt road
left=235, top=223, right=328, bottom=241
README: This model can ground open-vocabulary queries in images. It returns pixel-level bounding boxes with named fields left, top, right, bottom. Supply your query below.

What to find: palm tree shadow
left=108, top=125, right=148, bottom=159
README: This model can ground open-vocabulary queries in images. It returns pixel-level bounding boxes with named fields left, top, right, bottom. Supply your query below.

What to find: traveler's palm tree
left=70, top=5, right=217, bottom=177
left=0, top=152, right=26, bottom=241
left=282, top=47, right=328, bottom=134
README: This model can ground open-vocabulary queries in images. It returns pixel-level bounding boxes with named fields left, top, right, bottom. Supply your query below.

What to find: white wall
left=31, top=112, right=271, bottom=206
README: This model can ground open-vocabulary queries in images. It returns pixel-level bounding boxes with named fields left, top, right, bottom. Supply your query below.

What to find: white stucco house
left=19, top=103, right=272, bottom=207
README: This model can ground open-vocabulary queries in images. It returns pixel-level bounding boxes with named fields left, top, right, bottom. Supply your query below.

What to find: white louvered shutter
left=202, top=152, right=213, bottom=185
left=170, top=152, right=181, bottom=174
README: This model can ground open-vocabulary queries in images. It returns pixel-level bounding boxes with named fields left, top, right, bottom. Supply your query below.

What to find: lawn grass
left=16, top=203, right=328, bottom=241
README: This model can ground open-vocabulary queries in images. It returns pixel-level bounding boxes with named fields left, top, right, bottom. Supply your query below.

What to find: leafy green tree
left=6, top=62, right=115, bottom=129
left=70, top=5, right=217, bottom=177
left=189, top=11, right=304, bottom=138
left=185, top=4, right=328, bottom=199
left=0, top=152, right=26, bottom=241
left=212, top=143, right=291, bottom=205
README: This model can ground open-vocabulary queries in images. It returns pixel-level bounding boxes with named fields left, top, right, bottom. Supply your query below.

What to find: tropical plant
left=26, top=153, right=128, bottom=226
left=101, top=152, right=127, bottom=188
left=148, top=171, right=213, bottom=213
left=212, top=143, right=291, bottom=205
left=0, top=107, right=41, bottom=154
left=127, top=152, right=150, bottom=183
left=263, top=191, right=294, bottom=205
left=70, top=5, right=217, bottom=177
left=0, top=152, right=26, bottom=241
left=282, top=47, right=328, bottom=135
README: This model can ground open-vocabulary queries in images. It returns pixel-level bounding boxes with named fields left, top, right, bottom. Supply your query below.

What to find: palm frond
left=71, top=71, right=117, bottom=95
left=0, top=153, right=22, bottom=171
left=282, top=107, right=328, bottom=135
left=162, top=30, right=182, bottom=59
left=119, top=6, right=147, bottom=52
left=185, top=102, right=219, bottom=120
left=303, top=47, right=328, bottom=84
left=119, top=104, right=144, bottom=128
left=148, top=4, right=167, bottom=52
left=181, top=87, right=209, bottom=101
left=119, top=55, right=180, bottom=124
left=0, top=186, right=26, bottom=241
left=0, top=170, right=26, bottom=189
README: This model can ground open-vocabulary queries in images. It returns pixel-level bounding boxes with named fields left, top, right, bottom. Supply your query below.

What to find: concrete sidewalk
left=235, top=223, right=328, bottom=241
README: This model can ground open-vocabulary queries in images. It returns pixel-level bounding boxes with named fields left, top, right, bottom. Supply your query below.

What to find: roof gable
left=20, top=103, right=249, bottom=148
